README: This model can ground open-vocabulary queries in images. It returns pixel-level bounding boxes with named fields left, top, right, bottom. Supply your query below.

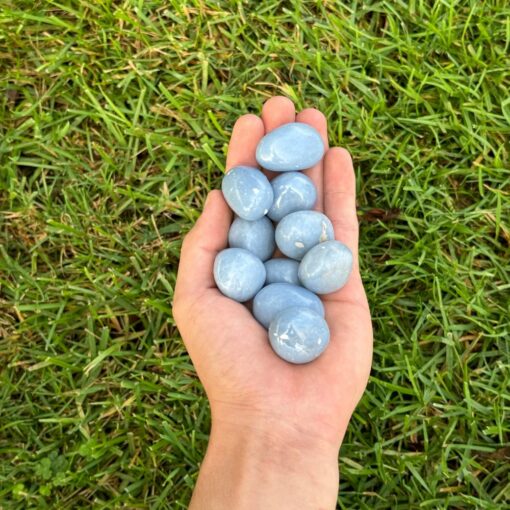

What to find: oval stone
left=252, top=282, right=324, bottom=328
left=213, top=248, right=266, bottom=302
left=275, top=211, right=334, bottom=260
left=298, top=240, right=353, bottom=294
left=228, top=216, right=275, bottom=261
left=269, top=307, right=330, bottom=364
left=264, top=258, right=300, bottom=285
left=267, top=172, right=317, bottom=222
left=221, top=166, right=274, bottom=221
left=256, top=122, right=325, bottom=171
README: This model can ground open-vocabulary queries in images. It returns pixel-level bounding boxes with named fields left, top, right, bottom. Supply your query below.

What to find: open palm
left=173, top=96, right=373, bottom=450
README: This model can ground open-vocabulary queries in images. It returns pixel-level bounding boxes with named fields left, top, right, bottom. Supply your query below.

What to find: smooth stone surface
left=256, top=122, right=325, bottom=172
left=264, top=258, right=300, bottom=285
left=252, top=282, right=324, bottom=328
left=269, top=307, right=330, bottom=364
left=213, top=248, right=266, bottom=302
left=228, top=216, right=275, bottom=261
left=222, top=166, right=274, bottom=221
left=275, top=211, right=334, bottom=260
left=298, top=240, right=353, bottom=294
left=267, top=172, right=317, bottom=222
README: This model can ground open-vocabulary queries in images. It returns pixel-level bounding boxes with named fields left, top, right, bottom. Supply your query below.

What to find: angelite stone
left=267, top=172, right=317, bottom=222
left=269, top=306, right=330, bottom=364
left=275, top=210, right=334, bottom=260
left=228, top=216, right=275, bottom=262
left=221, top=166, right=274, bottom=221
left=298, top=240, right=353, bottom=295
left=252, top=282, right=324, bottom=328
left=256, top=122, right=325, bottom=172
left=213, top=248, right=266, bottom=302
left=264, top=258, right=300, bottom=285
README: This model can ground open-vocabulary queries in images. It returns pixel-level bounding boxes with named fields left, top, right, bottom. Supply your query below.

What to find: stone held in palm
left=255, top=122, right=325, bottom=172
left=221, top=165, right=273, bottom=221
left=275, top=210, right=334, bottom=260
left=213, top=248, right=266, bottom=302
left=228, top=216, right=275, bottom=262
left=264, top=258, right=300, bottom=286
left=298, top=240, right=353, bottom=294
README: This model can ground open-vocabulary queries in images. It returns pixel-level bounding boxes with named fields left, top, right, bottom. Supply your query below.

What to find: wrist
left=190, top=405, right=340, bottom=510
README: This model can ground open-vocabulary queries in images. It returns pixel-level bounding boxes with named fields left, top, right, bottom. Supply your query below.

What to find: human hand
left=173, top=96, right=373, bottom=509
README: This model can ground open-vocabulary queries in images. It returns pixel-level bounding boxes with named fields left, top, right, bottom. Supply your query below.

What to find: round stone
left=298, top=240, right=353, bottom=294
left=267, top=172, right=317, bottom=222
left=221, top=166, right=274, bottom=221
left=269, top=307, right=330, bottom=364
left=228, top=216, right=275, bottom=261
left=256, top=122, right=325, bottom=172
left=213, top=248, right=266, bottom=302
left=275, top=210, right=334, bottom=260
left=264, top=258, right=300, bottom=285
left=252, top=282, right=324, bottom=329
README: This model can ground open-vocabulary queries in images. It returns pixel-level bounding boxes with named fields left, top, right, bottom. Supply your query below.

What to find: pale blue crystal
left=252, top=282, right=324, bottom=328
left=214, top=248, right=266, bottom=302
left=298, top=240, right=353, bottom=294
left=275, top=210, right=334, bottom=260
left=222, top=166, right=274, bottom=221
left=264, top=258, right=300, bottom=285
left=256, top=122, right=325, bottom=172
left=269, top=306, right=330, bottom=364
left=267, top=172, right=317, bottom=222
left=228, top=216, right=275, bottom=261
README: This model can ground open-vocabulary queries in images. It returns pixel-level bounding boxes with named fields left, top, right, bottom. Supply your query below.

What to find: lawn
left=1, top=1, right=509, bottom=508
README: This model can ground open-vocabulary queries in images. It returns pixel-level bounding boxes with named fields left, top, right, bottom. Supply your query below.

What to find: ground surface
left=1, top=1, right=509, bottom=508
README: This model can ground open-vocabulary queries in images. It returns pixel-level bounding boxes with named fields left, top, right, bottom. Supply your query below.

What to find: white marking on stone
left=295, top=241, right=305, bottom=248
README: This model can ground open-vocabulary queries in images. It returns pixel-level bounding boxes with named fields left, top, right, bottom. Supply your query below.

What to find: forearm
left=189, top=413, right=340, bottom=510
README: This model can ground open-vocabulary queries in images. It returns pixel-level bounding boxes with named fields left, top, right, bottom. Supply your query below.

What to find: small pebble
left=275, top=210, right=334, bottom=260
left=222, top=166, right=273, bottom=221
left=269, top=306, right=330, bottom=364
left=267, top=172, right=317, bottom=222
left=256, top=122, right=325, bottom=171
left=214, top=248, right=266, bottom=302
left=228, top=216, right=275, bottom=261
left=298, top=240, right=353, bottom=294
left=264, top=258, right=300, bottom=285
left=253, top=282, right=324, bottom=328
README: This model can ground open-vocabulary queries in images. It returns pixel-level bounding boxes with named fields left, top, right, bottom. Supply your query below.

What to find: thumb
left=174, top=190, right=232, bottom=299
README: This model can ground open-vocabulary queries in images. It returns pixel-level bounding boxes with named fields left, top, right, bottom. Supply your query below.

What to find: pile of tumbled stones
left=213, top=122, right=353, bottom=364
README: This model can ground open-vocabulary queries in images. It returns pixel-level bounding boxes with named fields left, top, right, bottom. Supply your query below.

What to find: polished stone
left=228, top=216, right=275, bottom=261
left=256, top=122, right=325, bottom=171
left=222, top=166, right=274, bottom=221
left=267, top=172, right=317, bottom=222
left=275, top=210, right=334, bottom=260
left=214, top=248, right=266, bottom=302
left=264, top=258, right=300, bottom=285
left=252, top=282, right=324, bottom=328
left=298, top=240, right=353, bottom=294
left=269, top=306, right=330, bottom=364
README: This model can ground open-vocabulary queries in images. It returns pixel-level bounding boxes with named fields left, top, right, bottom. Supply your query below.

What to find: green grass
left=1, top=0, right=509, bottom=508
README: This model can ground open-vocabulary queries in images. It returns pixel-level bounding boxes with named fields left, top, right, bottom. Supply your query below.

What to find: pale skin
left=173, top=96, right=373, bottom=510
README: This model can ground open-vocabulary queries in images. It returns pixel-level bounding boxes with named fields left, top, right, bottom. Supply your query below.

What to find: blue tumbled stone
left=275, top=210, right=334, bottom=260
left=256, top=122, right=325, bottom=172
left=228, top=216, right=275, bottom=262
left=222, top=166, right=274, bottom=221
left=214, top=248, right=266, bottom=302
left=253, top=282, right=324, bottom=328
left=269, top=306, right=330, bottom=364
left=264, top=258, right=300, bottom=285
left=267, top=172, right=317, bottom=222
left=298, top=240, right=353, bottom=295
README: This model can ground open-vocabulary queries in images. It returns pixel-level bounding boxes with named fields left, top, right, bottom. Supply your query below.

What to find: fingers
left=261, top=96, right=296, bottom=132
left=296, top=108, right=329, bottom=211
left=225, top=114, right=265, bottom=172
left=323, top=148, right=358, bottom=258
left=174, top=190, right=232, bottom=300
